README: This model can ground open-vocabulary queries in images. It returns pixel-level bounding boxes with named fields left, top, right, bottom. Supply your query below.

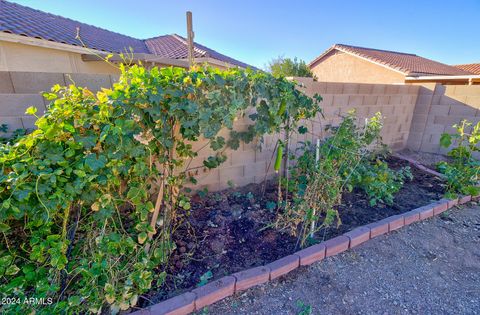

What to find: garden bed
left=138, top=156, right=445, bottom=308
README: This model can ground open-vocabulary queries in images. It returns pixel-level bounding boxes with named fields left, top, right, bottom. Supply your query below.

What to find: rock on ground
left=203, top=204, right=480, bottom=315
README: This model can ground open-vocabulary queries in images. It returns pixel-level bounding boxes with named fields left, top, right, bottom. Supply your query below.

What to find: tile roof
left=310, top=44, right=472, bottom=76
left=0, top=0, right=149, bottom=53
left=0, top=0, right=252, bottom=68
left=145, top=34, right=252, bottom=69
left=454, top=63, right=480, bottom=75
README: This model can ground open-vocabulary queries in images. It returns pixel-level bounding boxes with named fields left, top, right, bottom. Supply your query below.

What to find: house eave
left=81, top=53, right=190, bottom=68
left=189, top=57, right=245, bottom=69
left=0, top=31, right=106, bottom=55
left=405, top=74, right=480, bottom=80
left=405, top=74, right=480, bottom=85
left=309, top=45, right=407, bottom=75
left=1, top=32, right=244, bottom=69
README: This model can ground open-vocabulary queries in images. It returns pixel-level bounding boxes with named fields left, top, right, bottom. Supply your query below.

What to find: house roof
left=145, top=34, right=252, bottom=69
left=454, top=63, right=480, bottom=75
left=309, top=44, right=472, bottom=76
left=0, top=0, right=252, bottom=69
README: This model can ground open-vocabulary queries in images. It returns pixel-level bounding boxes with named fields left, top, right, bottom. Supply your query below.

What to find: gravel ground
left=203, top=204, right=480, bottom=315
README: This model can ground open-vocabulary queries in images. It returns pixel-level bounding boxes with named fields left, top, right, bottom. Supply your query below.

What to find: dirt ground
left=204, top=204, right=480, bottom=315
left=142, top=157, right=444, bottom=306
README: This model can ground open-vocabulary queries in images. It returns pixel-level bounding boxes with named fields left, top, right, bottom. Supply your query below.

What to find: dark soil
left=331, top=156, right=445, bottom=239
left=207, top=205, right=480, bottom=315
left=138, top=156, right=445, bottom=308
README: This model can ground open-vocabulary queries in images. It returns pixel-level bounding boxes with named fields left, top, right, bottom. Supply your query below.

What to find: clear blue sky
left=10, top=0, right=480, bottom=69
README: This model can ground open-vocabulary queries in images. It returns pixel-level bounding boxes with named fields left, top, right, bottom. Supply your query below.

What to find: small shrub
left=276, top=111, right=382, bottom=245
left=276, top=111, right=410, bottom=246
left=351, top=159, right=412, bottom=206
left=267, top=56, right=314, bottom=78
left=438, top=119, right=480, bottom=196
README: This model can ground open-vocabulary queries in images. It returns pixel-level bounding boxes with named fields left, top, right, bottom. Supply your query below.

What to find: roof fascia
left=82, top=53, right=189, bottom=68
left=308, top=46, right=335, bottom=67
left=406, top=74, right=480, bottom=80
left=188, top=57, right=244, bottom=69
left=0, top=31, right=105, bottom=55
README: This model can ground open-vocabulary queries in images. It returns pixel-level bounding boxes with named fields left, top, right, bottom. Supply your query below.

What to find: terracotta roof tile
left=0, top=0, right=252, bottom=68
left=0, top=0, right=148, bottom=53
left=145, top=34, right=253, bottom=69
left=454, top=63, right=480, bottom=75
left=310, top=44, right=471, bottom=76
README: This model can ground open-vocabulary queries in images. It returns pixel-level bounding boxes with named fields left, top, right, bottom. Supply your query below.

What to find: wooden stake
left=169, top=123, right=181, bottom=205
left=310, top=138, right=321, bottom=238
left=186, top=11, right=195, bottom=67
left=148, top=173, right=166, bottom=239
left=145, top=122, right=180, bottom=253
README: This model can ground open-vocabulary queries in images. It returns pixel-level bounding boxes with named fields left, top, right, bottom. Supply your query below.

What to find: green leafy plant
left=267, top=56, right=314, bottom=78
left=438, top=119, right=480, bottom=196
left=197, top=270, right=213, bottom=287
left=265, top=200, right=277, bottom=211
left=0, top=124, right=28, bottom=144
left=296, top=300, right=313, bottom=315
left=276, top=111, right=409, bottom=247
left=0, top=64, right=320, bottom=314
left=352, top=159, right=412, bottom=206
left=276, top=111, right=382, bottom=246
left=197, top=187, right=209, bottom=198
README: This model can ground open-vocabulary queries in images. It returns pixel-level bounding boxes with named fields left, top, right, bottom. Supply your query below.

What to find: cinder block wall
left=0, top=71, right=117, bottom=134
left=294, top=78, right=419, bottom=149
left=0, top=72, right=421, bottom=192
left=183, top=116, right=277, bottom=192
left=407, top=83, right=480, bottom=153
left=192, top=79, right=420, bottom=192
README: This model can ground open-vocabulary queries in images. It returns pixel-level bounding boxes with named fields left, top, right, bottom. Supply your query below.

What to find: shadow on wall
left=0, top=71, right=119, bottom=136
left=406, top=83, right=480, bottom=155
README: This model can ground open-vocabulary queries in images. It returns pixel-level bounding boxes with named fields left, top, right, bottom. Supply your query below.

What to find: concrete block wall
left=182, top=121, right=279, bottom=192
left=0, top=71, right=427, bottom=193
left=0, top=71, right=116, bottom=135
left=407, top=83, right=480, bottom=154
left=294, top=78, right=419, bottom=150
left=190, top=78, right=420, bottom=192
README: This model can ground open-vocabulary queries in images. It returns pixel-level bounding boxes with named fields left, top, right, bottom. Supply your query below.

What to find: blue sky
left=10, top=0, right=480, bottom=69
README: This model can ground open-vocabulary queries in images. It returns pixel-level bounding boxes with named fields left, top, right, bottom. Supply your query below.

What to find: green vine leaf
left=440, top=133, right=452, bottom=148
left=0, top=223, right=10, bottom=233
left=85, top=154, right=107, bottom=172
left=298, top=126, right=308, bottom=134
left=25, top=106, right=37, bottom=115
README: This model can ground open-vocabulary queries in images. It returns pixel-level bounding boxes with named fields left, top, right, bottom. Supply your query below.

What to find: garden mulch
left=205, top=203, right=480, bottom=315
left=137, top=156, right=446, bottom=309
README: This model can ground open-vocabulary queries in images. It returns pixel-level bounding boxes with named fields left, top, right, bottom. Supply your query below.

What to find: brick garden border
left=131, top=159, right=474, bottom=315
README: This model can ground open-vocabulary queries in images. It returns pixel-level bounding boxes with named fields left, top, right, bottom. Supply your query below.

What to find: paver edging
left=130, top=159, right=474, bottom=315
